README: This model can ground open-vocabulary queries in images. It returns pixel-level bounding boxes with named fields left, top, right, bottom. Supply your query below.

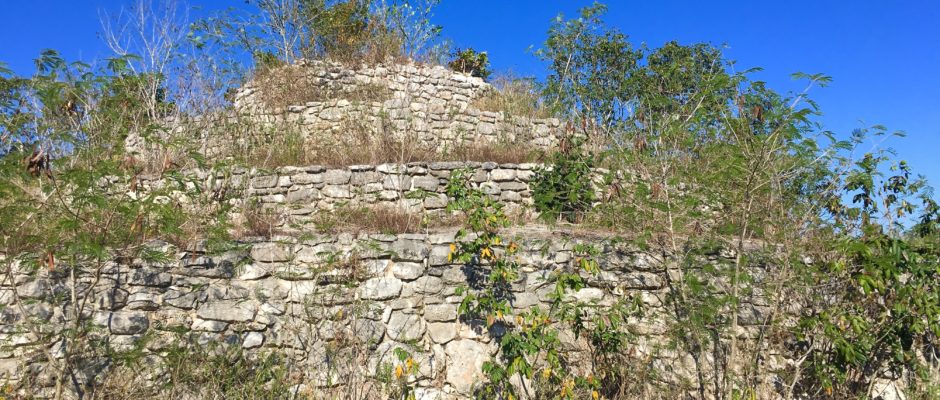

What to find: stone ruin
left=2, top=61, right=791, bottom=399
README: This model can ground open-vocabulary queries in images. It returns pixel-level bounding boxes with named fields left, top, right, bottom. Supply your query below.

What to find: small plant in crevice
left=378, top=347, right=420, bottom=400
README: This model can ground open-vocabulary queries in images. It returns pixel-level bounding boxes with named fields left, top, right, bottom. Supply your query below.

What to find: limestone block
left=197, top=300, right=257, bottom=322
left=387, top=311, right=426, bottom=341
left=109, top=311, right=150, bottom=335
left=424, top=304, right=458, bottom=322
left=359, top=277, right=403, bottom=300
left=251, top=242, right=293, bottom=263
left=445, top=339, right=488, bottom=394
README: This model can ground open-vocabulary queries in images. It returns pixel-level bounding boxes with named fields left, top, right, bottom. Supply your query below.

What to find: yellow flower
left=394, top=365, right=404, bottom=379
left=508, top=242, right=518, bottom=253
left=592, top=390, right=600, bottom=400
left=515, top=315, right=524, bottom=325
left=493, top=236, right=501, bottom=245
left=496, top=310, right=503, bottom=319
left=542, top=368, right=552, bottom=379
left=406, top=358, right=414, bottom=371
left=481, top=247, right=493, bottom=260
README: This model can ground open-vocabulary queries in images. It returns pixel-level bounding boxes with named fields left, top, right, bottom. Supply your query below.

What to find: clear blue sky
left=2, top=1, right=938, bottom=187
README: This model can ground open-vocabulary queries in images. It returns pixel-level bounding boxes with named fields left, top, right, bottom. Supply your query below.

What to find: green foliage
left=0, top=48, right=233, bottom=398
left=533, top=3, right=939, bottom=398
left=531, top=142, right=597, bottom=223
left=536, top=3, right=639, bottom=131
left=447, top=170, right=640, bottom=399
left=794, top=153, right=940, bottom=398
left=198, top=0, right=445, bottom=67
left=448, top=48, right=491, bottom=79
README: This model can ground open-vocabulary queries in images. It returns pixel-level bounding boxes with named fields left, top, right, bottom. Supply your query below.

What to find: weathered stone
left=251, top=243, right=292, bottom=262
left=413, top=276, right=444, bottom=294
left=191, top=318, right=228, bottom=332
left=286, top=188, right=316, bottom=202
left=197, top=300, right=256, bottom=322
left=382, top=174, right=411, bottom=191
left=569, top=287, right=605, bottom=303
left=411, top=176, right=440, bottom=191
left=445, top=340, right=488, bottom=394
left=164, top=290, right=202, bottom=310
left=321, top=185, right=352, bottom=198
left=109, top=312, right=149, bottom=335
left=291, top=173, right=323, bottom=184
left=99, top=289, right=129, bottom=310
left=359, top=277, right=403, bottom=300
left=238, top=264, right=270, bottom=280
left=250, top=175, right=278, bottom=189
left=498, top=181, right=528, bottom=191
left=489, top=169, right=516, bottom=181
left=427, top=322, right=457, bottom=344
left=322, top=169, right=352, bottom=184
left=16, top=280, right=48, bottom=299
left=428, top=246, right=453, bottom=266
left=424, top=303, right=457, bottom=322
left=353, top=318, right=386, bottom=343
left=130, top=269, right=172, bottom=287
left=391, top=262, right=425, bottom=280
left=623, top=272, right=663, bottom=289
left=350, top=171, right=382, bottom=185
left=242, top=332, right=264, bottom=349
left=386, top=311, right=426, bottom=341
left=389, top=239, right=429, bottom=261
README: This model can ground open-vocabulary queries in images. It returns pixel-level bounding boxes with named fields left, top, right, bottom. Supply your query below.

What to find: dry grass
left=240, top=202, right=283, bottom=239
left=239, top=122, right=543, bottom=169
left=473, top=73, right=551, bottom=119
left=311, top=206, right=462, bottom=235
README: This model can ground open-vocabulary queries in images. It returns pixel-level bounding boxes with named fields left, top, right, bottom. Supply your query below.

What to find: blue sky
left=2, top=1, right=938, bottom=187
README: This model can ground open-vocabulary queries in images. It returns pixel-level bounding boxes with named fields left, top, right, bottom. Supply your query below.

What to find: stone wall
left=0, top=228, right=724, bottom=398
left=231, top=61, right=565, bottom=151
left=138, top=162, right=610, bottom=232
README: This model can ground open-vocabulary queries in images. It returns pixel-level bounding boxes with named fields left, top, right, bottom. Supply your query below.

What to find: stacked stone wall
left=2, top=228, right=759, bottom=398
left=138, top=162, right=610, bottom=232
left=231, top=61, right=565, bottom=152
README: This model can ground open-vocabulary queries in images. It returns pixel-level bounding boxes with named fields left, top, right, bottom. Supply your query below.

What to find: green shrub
left=531, top=142, right=597, bottom=223
left=447, top=47, right=491, bottom=79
